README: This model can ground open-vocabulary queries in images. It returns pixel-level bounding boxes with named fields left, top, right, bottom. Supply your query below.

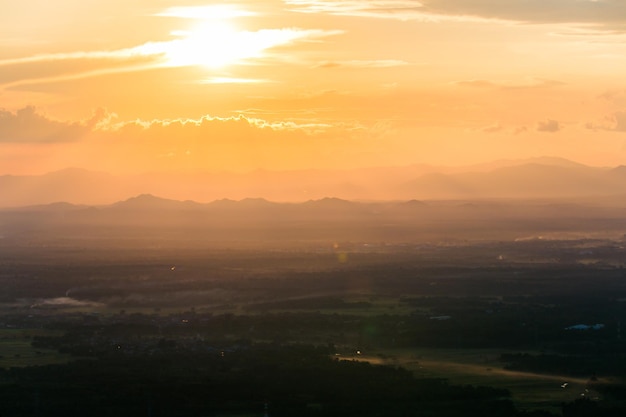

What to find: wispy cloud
left=201, top=77, right=270, bottom=84
left=285, top=0, right=626, bottom=31
left=0, top=54, right=161, bottom=89
left=453, top=79, right=499, bottom=88
left=0, top=41, right=173, bottom=88
left=107, top=114, right=339, bottom=136
left=0, top=8, right=343, bottom=88
left=316, top=59, right=409, bottom=68
left=286, top=0, right=423, bottom=17
left=0, top=47, right=161, bottom=68
left=285, top=0, right=495, bottom=23
left=454, top=78, right=565, bottom=90
left=155, top=4, right=257, bottom=19
left=481, top=123, right=504, bottom=133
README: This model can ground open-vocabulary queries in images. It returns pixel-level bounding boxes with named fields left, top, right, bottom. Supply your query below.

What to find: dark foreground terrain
left=1, top=206, right=626, bottom=416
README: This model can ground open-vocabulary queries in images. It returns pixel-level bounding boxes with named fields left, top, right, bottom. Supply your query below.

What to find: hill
left=1, top=158, right=625, bottom=207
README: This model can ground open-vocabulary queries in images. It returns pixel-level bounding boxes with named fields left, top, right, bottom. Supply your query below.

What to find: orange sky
left=2, top=0, right=626, bottom=174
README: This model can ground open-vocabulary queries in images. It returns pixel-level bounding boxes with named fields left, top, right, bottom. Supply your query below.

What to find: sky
left=2, top=0, right=626, bottom=175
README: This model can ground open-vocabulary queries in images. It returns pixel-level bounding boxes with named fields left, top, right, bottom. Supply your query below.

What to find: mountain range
left=1, top=157, right=625, bottom=208
left=2, top=191, right=626, bottom=245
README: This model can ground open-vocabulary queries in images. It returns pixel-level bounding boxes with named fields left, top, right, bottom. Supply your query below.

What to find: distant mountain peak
left=112, top=194, right=202, bottom=210
left=2, top=158, right=626, bottom=208
left=46, top=167, right=114, bottom=178
left=400, top=199, right=427, bottom=207
left=306, top=197, right=353, bottom=205
left=120, top=193, right=167, bottom=203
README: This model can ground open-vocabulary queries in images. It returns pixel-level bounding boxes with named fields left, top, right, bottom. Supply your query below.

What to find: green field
left=355, top=348, right=610, bottom=414
left=0, top=329, right=70, bottom=368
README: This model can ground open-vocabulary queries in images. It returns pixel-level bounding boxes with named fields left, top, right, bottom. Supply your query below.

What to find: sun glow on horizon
left=4, top=0, right=626, bottom=176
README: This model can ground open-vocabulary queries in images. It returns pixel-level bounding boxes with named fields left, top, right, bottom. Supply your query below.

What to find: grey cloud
left=0, top=106, right=91, bottom=143
left=289, top=1, right=626, bottom=31
left=423, top=0, right=626, bottom=26
left=536, top=119, right=561, bottom=132
left=587, top=111, right=626, bottom=132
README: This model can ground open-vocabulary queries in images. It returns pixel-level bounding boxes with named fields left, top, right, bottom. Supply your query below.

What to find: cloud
left=536, top=119, right=561, bottom=132
left=586, top=111, right=626, bottom=132
left=0, top=106, right=360, bottom=145
left=316, top=59, right=409, bottom=68
left=155, top=5, right=257, bottom=19
left=0, top=106, right=102, bottom=143
left=454, top=80, right=498, bottom=88
left=513, top=126, right=528, bottom=135
left=0, top=47, right=166, bottom=89
left=286, top=0, right=626, bottom=31
left=200, top=77, right=269, bottom=84
left=454, top=78, right=565, bottom=90
left=29, top=297, right=104, bottom=308
left=481, top=123, right=504, bottom=133
left=0, top=105, right=388, bottom=172
left=612, top=112, right=626, bottom=131
left=0, top=56, right=159, bottom=90
left=598, top=89, right=626, bottom=106
left=0, top=24, right=342, bottom=88
left=75, top=112, right=381, bottom=173
left=425, top=0, right=626, bottom=27
left=103, top=114, right=350, bottom=138
left=474, top=123, right=533, bottom=134
left=285, top=0, right=488, bottom=22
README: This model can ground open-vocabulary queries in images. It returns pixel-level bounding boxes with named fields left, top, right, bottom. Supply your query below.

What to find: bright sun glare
left=134, top=4, right=326, bottom=71
left=153, top=5, right=271, bottom=69
left=166, top=22, right=243, bottom=68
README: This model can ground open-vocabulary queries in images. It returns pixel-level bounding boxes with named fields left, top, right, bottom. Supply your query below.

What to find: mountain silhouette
left=2, top=158, right=625, bottom=207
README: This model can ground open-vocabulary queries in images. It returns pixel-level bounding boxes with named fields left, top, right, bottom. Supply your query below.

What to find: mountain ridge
left=2, top=192, right=626, bottom=245
left=1, top=158, right=624, bottom=208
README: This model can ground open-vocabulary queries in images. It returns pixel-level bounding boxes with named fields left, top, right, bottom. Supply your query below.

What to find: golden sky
left=2, top=0, right=626, bottom=174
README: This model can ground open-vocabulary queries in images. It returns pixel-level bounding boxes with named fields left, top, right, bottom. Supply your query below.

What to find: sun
left=141, top=4, right=322, bottom=71
left=162, top=21, right=309, bottom=70
left=165, top=21, right=246, bottom=69
left=154, top=4, right=272, bottom=70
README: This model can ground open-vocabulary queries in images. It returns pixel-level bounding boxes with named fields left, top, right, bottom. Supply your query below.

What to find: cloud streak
left=285, top=0, right=495, bottom=23
left=454, top=78, right=565, bottom=90
left=316, top=59, right=410, bottom=68
left=156, top=4, right=257, bottom=19
left=0, top=23, right=342, bottom=88
left=105, top=114, right=345, bottom=137
left=0, top=105, right=357, bottom=143
left=286, top=0, right=626, bottom=31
